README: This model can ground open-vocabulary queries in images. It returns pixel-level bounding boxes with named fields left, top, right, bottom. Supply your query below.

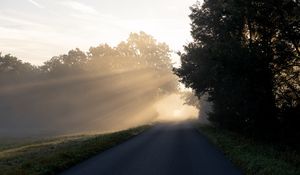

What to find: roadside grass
left=0, top=135, right=90, bottom=152
left=0, top=125, right=151, bottom=175
left=196, top=124, right=300, bottom=175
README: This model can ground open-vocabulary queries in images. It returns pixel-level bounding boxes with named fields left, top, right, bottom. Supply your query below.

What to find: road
left=60, top=121, right=242, bottom=175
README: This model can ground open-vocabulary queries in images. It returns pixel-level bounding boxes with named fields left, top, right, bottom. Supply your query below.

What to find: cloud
left=61, top=1, right=98, bottom=15
left=0, top=14, right=45, bottom=28
left=28, top=0, right=44, bottom=8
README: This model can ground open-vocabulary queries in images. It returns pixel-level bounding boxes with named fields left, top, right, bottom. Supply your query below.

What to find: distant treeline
left=0, top=32, right=178, bottom=137
left=175, top=0, right=299, bottom=144
left=0, top=32, right=176, bottom=91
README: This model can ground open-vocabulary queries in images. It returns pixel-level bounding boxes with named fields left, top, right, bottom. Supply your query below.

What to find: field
left=0, top=125, right=151, bottom=175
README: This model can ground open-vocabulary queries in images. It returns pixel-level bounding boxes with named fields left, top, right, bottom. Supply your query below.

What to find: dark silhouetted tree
left=0, top=53, right=37, bottom=84
left=175, top=0, right=299, bottom=141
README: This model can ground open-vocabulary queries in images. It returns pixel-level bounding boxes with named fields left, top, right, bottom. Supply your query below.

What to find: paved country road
left=60, top=121, right=242, bottom=175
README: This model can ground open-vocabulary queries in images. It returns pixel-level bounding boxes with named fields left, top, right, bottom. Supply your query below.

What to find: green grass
left=0, top=125, right=151, bottom=175
left=196, top=124, right=300, bottom=175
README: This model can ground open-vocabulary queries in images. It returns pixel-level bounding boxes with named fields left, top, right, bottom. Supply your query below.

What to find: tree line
left=175, top=0, right=299, bottom=144
left=1, top=32, right=176, bottom=91
left=0, top=32, right=178, bottom=137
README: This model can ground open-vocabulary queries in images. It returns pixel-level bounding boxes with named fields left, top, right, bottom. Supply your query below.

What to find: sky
left=0, top=0, right=199, bottom=65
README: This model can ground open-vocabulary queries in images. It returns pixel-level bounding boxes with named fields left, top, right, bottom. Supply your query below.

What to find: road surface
left=60, top=121, right=242, bottom=175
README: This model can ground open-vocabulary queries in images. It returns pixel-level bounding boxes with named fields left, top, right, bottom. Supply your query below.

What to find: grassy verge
left=196, top=124, right=300, bottom=175
left=0, top=125, right=151, bottom=175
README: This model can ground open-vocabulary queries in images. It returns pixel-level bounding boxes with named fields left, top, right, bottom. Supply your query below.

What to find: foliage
left=180, top=91, right=200, bottom=109
left=0, top=53, right=38, bottom=84
left=87, top=31, right=178, bottom=93
left=0, top=32, right=176, bottom=91
left=175, top=0, right=300, bottom=140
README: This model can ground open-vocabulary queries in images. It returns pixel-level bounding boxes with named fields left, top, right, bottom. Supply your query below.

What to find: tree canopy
left=175, top=0, right=299, bottom=142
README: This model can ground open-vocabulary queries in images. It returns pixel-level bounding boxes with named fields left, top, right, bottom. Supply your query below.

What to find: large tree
left=88, top=31, right=178, bottom=94
left=175, top=0, right=299, bottom=139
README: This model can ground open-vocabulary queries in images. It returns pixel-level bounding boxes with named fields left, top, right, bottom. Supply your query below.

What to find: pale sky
left=0, top=0, right=199, bottom=65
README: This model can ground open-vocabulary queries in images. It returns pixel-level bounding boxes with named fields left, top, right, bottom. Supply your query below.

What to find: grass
left=0, top=125, right=151, bottom=175
left=196, top=124, right=300, bottom=175
left=0, top=135, right=91, bottom=152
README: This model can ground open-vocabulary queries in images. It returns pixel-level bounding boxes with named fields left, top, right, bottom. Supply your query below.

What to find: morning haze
left=0, top=0, right=200, bottom=138
left=1, top=0, right=298, bottom=174
left=0, top=32, right=198, bottom=138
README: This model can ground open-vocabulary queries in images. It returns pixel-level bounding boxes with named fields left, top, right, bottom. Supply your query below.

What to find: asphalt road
left=60, top=121, right=242, bottom=175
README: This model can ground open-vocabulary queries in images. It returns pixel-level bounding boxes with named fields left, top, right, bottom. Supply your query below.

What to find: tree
left=0, top=32, right=179, bottom=137
left=175, top=0, right=299, bottom=139
left=41, top=48, right=87, bottom=75
left=0, top=53, right=37, bottom=84
left=88, top=32, right=178, bottom=94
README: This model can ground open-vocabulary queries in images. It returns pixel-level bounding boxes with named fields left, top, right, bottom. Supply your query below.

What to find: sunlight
left=173, top=109, right=182, bottom=117
left=155, top=94, right=198, bottom=121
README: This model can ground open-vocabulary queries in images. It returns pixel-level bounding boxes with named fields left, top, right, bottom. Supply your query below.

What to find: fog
left=155, top=94, right=198, bottom=122
left=0, top=32, right=200, bottom=139
left=0, top=68, right=200, bottom=138
left=0, top=70, right=168, bottom=137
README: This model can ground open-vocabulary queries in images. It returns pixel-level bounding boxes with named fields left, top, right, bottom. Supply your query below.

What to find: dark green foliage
left=175, top=0, right=300, bottom=141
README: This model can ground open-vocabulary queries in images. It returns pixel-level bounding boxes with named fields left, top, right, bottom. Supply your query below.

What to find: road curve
left=60, top=121, right=242, bottom=175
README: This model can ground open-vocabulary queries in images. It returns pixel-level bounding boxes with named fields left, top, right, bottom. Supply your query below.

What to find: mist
left=0, top=69, right=197, bottom=138
left=1, top=72, right=146, bottom=136
left=155, top=94, right=198, bottom=122
left=0, top=32, right=199, bottom=139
